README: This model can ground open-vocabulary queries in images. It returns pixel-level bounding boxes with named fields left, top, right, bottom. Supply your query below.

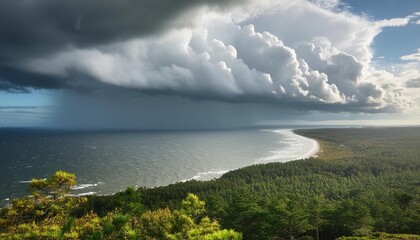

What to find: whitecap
left=255, top=129, right=319, bottom=164
left=75, top=191, right=97, bottom=196
left=71, top=182, right=103, bottom=190
left=180, top=169, right=229, bottom=182
left=19, top=178, right=47, bottom=184
left=19, top=180, right=32, bottom=183
left=69, top=192, right=97, bottom=197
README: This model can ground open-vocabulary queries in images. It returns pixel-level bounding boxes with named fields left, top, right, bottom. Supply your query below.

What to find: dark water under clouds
left=0, top=128, right=317, bottom=205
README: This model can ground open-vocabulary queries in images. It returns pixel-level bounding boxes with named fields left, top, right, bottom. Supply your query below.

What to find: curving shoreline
left=289, top=129, right=320, bottom=159
left=2, top=128, right=321, bottom=205
left=180, top=129, right=320, bottom=182
left=255, top=129, right=319, bottom=164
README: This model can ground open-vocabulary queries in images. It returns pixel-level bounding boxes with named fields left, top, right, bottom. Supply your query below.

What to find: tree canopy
left=1, top=127, right=420, bottom=239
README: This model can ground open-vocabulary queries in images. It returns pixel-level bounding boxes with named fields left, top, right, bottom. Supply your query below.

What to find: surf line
left=179, top=129, right=319, bottom=183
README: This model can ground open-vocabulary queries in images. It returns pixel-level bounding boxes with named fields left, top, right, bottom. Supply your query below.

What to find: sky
left=0, top=0, right=419, bottom=129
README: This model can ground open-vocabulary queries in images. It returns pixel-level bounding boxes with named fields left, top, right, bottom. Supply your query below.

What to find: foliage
left=1, top=127, right=420, bottom=239
left=127, top=127, right=420, bottom=239
left=0, top=175, right=240, bottom=240
left=0, top=170, right=86, bottom=239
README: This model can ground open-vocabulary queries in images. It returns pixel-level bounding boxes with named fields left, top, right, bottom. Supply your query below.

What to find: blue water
left=0, top=128, right=317, bottom=205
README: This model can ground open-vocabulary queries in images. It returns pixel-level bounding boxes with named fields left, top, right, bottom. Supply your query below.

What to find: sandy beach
left=182, top=129, right=320, bottom=182
left=255, top=129, right=320, bottom=164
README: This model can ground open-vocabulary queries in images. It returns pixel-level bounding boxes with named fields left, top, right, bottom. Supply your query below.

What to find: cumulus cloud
left=0, top=0, right=417, bottom=114
left=24, top=24, right=345, bottom=104
left=0, top=0, right=248, bottom=91
left=242, top=0, right=378, bottom=63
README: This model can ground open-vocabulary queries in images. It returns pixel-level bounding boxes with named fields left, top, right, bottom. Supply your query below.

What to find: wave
left=71, top=182, right=103, bottom=190
left=19, top=178, right=46, bottom=183
left=69, top=191, right=97, bottom=197
left=255, top=129, right=319, bottom=164
left=19, top=180, right=103, bottom=191
left=179, top=129, right=319, bottom=184
left=76, top=191, right=97, bottom=196
left=11, top=129, right=319, bottom=200
left=180, top=169, right=229, bottom=182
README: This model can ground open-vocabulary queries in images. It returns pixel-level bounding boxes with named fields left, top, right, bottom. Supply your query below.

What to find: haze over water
left=0, top=128, right=317, bottom=204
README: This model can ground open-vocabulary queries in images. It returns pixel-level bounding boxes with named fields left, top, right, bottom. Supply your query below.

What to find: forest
left=1, top=127, right=419, bottom=239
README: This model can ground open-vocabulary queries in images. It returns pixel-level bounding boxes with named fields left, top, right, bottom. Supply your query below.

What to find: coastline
left=2, top=128, right=321, bottom=206
left=180, top=128, right=320, bottom=182
left=255, top=129, right=319, bottom=164
left=290, top=129, right=320, bottom=159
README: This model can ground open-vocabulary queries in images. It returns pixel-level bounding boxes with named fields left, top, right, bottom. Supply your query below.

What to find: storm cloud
left=0, top=0, right=417, bottom=115
left=0, top=0, right=243, bottom=60
left=0, top=0, right=246, bottom=90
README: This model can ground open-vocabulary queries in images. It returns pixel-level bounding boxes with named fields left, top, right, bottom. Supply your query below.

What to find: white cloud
left=26, top=24, right=345, bottom=104
left=309, top=0, right=347, bottom=11
left=376, top=17, right=412, bottom=27
left=21, top=0, right=416, bottom=112
left=375, top=11, right=420, bottom=27
left=242, top=0, right=379, bottom=63
left=400, top=49, right=420, bottom=62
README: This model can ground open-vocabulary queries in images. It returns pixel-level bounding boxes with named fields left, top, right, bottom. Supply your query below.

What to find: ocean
left=0, top=128, right=317, bottom=205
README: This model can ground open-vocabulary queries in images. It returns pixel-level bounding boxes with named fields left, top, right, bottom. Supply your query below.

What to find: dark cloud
left=406, top=78, right=420, bottom=88
left=0, top=0, right=415, bottom=117
left=0, top=0, right=242, bottom=62
left=0, top=80, right=29, bottom=93
left=0, top=0, right=244, bottom=91
left=0, top=66, right=69, bottom=91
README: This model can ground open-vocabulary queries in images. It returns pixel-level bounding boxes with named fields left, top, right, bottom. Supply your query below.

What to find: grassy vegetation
left=308, top=137, right=354, bottom=160
left=1, top=127, right=420, bottom=239
left=294, top=127, right=420, bottom=160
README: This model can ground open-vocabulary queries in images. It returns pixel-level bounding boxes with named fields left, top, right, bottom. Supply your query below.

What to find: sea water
left=0, top=128, right=317, bottom=205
